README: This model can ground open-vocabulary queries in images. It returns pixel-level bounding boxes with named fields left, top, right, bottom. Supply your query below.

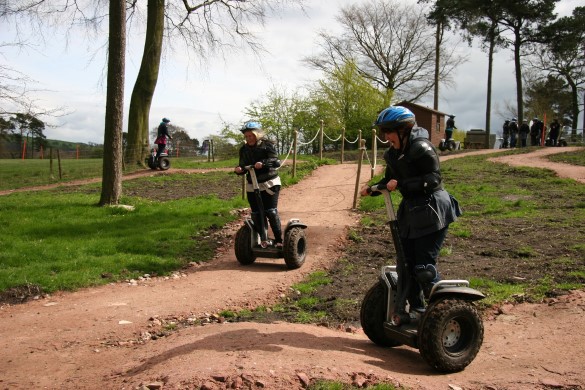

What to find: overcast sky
left=3, top=0, right=583, bottom=144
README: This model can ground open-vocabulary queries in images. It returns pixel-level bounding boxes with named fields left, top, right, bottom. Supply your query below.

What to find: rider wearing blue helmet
left=361, top=106, right=462, bottom=311
left=234, top=121, right=283, bottom=247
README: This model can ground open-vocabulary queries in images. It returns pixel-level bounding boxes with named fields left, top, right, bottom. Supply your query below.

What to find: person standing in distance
left=154, top=117, right=173, bottom=160
left=360, top=106, right=462, bottom=311
left=445, top=115, right=456, bottom=141
left=234, top=121, right=283, bottom=247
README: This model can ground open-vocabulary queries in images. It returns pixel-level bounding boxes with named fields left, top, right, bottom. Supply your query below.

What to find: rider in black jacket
left=234, top=121, right=283, bottom=247
left=361, top=106, right=462, bottom=310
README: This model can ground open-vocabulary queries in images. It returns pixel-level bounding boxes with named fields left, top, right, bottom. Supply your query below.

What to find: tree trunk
left=99, top=0, right=126, bottom=206
left=433, top=22, right=441, bottom=111
left=485, top=24, right=496, bottom=147
left=126, top=0, right=165, bottom=167
left=513, top=25, right=524, bottom=125
left=567, top=77, right=579, bottom=141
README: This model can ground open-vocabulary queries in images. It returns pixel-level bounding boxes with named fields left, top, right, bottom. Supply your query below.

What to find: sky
left=3, top=0, right=583, bottom=145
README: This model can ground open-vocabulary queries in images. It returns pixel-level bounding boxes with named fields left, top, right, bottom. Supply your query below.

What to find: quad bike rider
left=148, top=117, right=173, bottom=170
left=234, top=121, right=307, bottom=269
left=360, top=106, right=484, bottom=372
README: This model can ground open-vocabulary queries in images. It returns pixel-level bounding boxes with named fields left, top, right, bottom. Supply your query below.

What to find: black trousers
left=401, top=227, right=448, bottom=308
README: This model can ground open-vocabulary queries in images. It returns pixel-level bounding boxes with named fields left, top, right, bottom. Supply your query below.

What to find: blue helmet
left=240, top=121, right=262, bottom=133
left=375, top=106, right=416, bottom=132
left=162, top=118, right=170, bottom=123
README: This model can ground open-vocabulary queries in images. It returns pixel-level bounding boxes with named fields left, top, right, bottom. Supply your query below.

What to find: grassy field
left=0, top=155, right=236, bottom=191
left=0, top=155, right=329, bottom=296
left=1, top=149, right=584, bottom=302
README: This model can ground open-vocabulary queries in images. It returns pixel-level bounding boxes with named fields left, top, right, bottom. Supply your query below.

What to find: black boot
left=266, top=208, right=283, bottom=245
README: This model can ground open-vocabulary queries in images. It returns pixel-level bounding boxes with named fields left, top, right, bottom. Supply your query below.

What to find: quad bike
left=360, top=185, right=484, bottom=372
left=234, top=165, right=308, bottom=270
left=146, top=145, right=171, bottom=171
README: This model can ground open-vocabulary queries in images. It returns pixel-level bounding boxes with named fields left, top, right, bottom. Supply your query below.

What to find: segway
left=360, top=185, right=484, bottom=372
left=146, top=146, right=171, bottom=171
left=234, top=165, right=307, bottom=270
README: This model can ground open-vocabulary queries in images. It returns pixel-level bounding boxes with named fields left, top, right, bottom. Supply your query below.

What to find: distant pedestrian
left=509, top=118, right=518, bottom=148
left=519, top=119, right=530, bottom=148
left=548, top=118, right=560, bottom=146
left=445, top=115, right=456, bottom=141
left=502, top=120, right=510, bottom=148
left=530, top=118, right=542, bottom=146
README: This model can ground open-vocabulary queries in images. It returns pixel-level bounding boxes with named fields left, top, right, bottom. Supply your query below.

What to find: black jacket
left=237, top=139, right=281, bottom=185
left=373, top=127, right=461, bottom=238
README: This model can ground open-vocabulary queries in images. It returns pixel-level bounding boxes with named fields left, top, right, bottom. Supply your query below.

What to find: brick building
left=396, top=101, right=449, bottom=147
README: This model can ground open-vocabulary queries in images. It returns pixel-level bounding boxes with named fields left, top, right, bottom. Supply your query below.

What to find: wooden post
left=242, top=175, right=247, bottom=200
left=49, top=148, right=54, bottom=179
left=319, top=120, right=324, bottom=160
left=211, top=139, right=215, bottom=162
left=57, top=149, right=63, bottom=180
left=353, top=139, right=366, bottom=210
left=341, top=127, right=346, bottom=164
left=292, top=129, right=298, bottom=178
left=371, top=128, right=377, bottom=179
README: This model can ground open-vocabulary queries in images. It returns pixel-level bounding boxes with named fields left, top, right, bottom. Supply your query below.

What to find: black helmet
left=162, top=118, right=170, bottom=123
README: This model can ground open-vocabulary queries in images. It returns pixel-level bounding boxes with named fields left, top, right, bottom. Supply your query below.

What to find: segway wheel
left=418, top=298, right=484, bottom=373
left=360, top=281, right=402, bottom=347
left=147, top=156, right=157, bottom=170
left=283, top=227, right=307, bottom=269
left=234, top=225, right=257, bottom=265
left=158, top=157, right=171, bottom=171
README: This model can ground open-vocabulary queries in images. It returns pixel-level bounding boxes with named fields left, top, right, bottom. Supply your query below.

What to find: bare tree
left=99, top=0, right=126, bottom=205
left=304, top=0, right=464, bottom=105
left=498, top=0, right=558, bottom=125
left=125, top=0, right=305, bottom=167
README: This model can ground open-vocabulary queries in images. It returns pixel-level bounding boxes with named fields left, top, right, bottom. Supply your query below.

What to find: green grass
left=548, top=149, right=585, bottom=166
left=292, top=271, right=332, bottom=294
left=0, top=158, right=107, bottom=190
left=308, top=382, right=398, bottom=390
left=0, top=181, right=246, bottom=293
left=0, top=153, right=325, bottom=191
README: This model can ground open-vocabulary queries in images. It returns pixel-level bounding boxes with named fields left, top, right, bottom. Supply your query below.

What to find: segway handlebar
left=369, top=184, right=397, bottom=222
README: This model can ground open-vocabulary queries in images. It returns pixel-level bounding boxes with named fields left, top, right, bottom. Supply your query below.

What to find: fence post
left=341, top=127, right=346, bottom=164
left=211, top=139, right=215, bottom=162
left=292, top=129, right=298, bottom=178
left=319, top=120, right=324, bottom=160
left=50, top=148, right=54, bottom=178
left=371, top=128, right=377, bottom=179
left=57, top=149, right=63, bottom=180
left=353, top=139, right=366, bottom=210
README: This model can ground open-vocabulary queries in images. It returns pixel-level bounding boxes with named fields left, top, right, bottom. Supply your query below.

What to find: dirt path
left=487, top=146, right=585, bottom=184
left=1, top=148, right=585, bottom=390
